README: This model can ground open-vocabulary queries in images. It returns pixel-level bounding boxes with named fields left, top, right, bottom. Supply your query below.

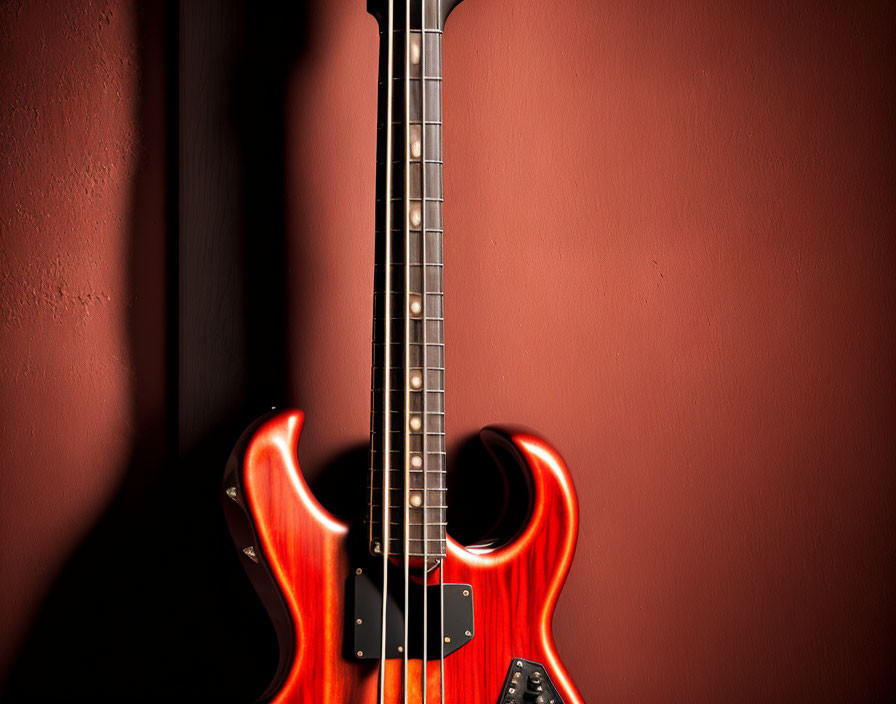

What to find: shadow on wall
left=4, top=1, right=310, bottom=701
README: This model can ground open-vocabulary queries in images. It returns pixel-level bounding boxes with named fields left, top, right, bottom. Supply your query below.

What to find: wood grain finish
left=225, top=410, right=583, bottom=703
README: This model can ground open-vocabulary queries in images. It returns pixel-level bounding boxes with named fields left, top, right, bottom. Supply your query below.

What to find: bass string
left=418, top=3, right=443, bottom=700
left=379, top=0, right=395, bottom=702
left=420, top=0, right=429, bottom=698
left=402, top=0, right=412, bottom=700
left=433, top=0, right=446, bottom=698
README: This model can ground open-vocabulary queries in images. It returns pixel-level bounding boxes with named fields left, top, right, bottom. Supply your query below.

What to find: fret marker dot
left=410, top=125, right=422, bottom=160
left=410, top=35, right=421, bottom=65
left=410, top=416, right=422, bottom=431
left=410, top=373, right=423, bottom=389
left=411, top=455, right=423, bottom=469
left=409, top=492, right=423, bottom=508
left=409, top=204, right=422, bottom=228
left=410, top=297, right=422, bottom=315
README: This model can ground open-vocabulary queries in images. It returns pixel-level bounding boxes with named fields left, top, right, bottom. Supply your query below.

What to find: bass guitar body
left=224, top=410, right=582, bottom=703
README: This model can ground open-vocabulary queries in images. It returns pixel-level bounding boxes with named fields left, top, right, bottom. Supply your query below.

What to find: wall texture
left=1, top=0, right=895, bottom=702
left=0, top=0, right=143, bottom=685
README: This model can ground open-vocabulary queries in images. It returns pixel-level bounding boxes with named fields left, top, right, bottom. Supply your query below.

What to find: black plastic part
left=352, top=569, right=474, bottom=660
left=496, top=658, right=564, bottom=704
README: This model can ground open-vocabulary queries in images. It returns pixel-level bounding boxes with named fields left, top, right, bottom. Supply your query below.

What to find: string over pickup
left=351, top=568, right=474, bottom=660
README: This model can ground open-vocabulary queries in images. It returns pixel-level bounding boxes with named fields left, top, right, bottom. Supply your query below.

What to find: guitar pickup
left=350, top=568, right=473, bottom=660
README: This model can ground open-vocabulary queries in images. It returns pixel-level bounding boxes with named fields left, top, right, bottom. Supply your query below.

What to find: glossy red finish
left=232, top=410, right=583, bottom=703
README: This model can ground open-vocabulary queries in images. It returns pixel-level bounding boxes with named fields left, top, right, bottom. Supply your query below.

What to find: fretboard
left=367, top=1, right=459, bottom=563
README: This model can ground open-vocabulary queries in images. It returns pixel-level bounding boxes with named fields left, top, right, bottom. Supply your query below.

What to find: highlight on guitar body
left=222, top=1, right=584, bottom=701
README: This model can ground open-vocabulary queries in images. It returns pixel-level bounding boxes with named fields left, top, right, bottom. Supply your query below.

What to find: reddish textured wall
left=0, top=0, right=142, bottom=685
left=2, top=0, right=895, bottom=701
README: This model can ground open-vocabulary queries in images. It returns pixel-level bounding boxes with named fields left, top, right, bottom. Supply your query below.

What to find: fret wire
left=369, top=462, right=446, bottom=467
left=375, top=545, right=447, bottom=550
left=368, top=540, right=446, bottom=545
left=368, top=479, right=446, bottom=485
left=370, top=494, right=446, bottom=499
left=372, top=518, right=447, bottom=523
left=374, top=125, right=442, bottom=132
left=371, top=366, right=446, bottom=371
left=379, top=316, right=444, bottom=321
left=368, top=499, right=446, bottom=505
left=368, top=480, right=447, bottom=485
left=368, top=499, right=446, bottom=504
left=371, top=390, right=444, bottom=394
left=368, top=492, right=446, bottom=497
left=373, top=501, right=448, bottom=512
left=368, top=475, right=445, bottom=480
left=376, top=292, right=444, bottom=296
left=374, top=289, right=443, bottom=296
left=370, top=514, right=446, bottom=517
left=368, top=489, right=446, bottom=495
left=369, top=509, right=447, bottom=512
left=374, top=160, right=444, bottom=165
left=382, top=197, right=444, bottom=202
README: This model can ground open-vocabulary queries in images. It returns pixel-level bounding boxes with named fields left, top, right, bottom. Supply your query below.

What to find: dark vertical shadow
left=2, top=1, right=315, bottom=702
left=2, top=1, right=185, bottom=701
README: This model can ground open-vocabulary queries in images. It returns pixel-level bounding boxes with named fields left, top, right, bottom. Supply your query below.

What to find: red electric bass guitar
left=223, top=1, right=583, bottom=701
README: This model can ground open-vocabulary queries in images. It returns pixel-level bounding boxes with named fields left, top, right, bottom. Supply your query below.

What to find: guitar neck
left=368, top=1, right=455, bottom=563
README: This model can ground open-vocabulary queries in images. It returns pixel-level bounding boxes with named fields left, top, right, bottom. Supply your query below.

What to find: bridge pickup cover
left=351, top=569, right=474, bottom=660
